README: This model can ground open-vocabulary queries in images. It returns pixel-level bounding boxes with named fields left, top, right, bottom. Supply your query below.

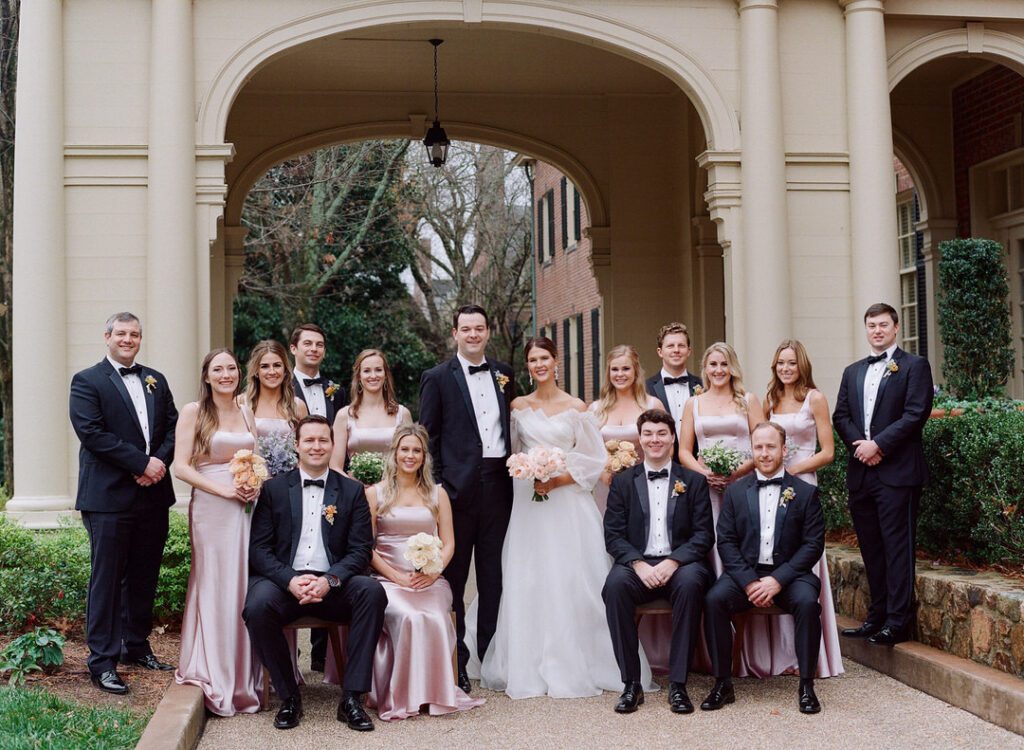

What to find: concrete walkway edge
left=837, top=615, right=1024, bottom=736
left=135, top=682, right=205, bottom=750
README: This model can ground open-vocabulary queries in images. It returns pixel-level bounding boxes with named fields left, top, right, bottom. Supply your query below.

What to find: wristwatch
left=324, top=574, right=341, bottom=589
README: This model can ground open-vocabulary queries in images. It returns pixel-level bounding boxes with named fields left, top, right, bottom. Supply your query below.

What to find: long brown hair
left=594, top=344, right=648, bottom=421
left=701, top=342, right=748, bottom=412
left=376, top=424, right=438, bottom=522
left=191, top=348, right=242, bottom=465
left=245, top=340, right=300, bottom=424
left=349, top=349, right=399, bottom=420
left=765, top=339, right=817, bottom=414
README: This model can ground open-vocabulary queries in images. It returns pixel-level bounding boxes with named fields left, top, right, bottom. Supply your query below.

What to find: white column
left=222, top=226, right=249, bottom=348
left=7, top=0, right=71, bottom=525
left=147, top=0, right=197, bottom=397
left=842, top=0, right=900, bottom=341
left=738, top=0, right=791, bottom=391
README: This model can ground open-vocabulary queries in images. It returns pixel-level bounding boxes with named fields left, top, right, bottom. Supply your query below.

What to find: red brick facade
left=532, top=161, right=604, bottom=402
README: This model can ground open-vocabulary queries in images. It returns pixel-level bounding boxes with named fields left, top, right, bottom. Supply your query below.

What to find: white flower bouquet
left=699, top=441, right=746, bottom=477
left=404, top=532, right=444, bottom=575
left=506, top=445, right=568, bottom=502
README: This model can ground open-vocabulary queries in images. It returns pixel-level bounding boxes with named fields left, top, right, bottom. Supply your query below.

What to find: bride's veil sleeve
left=565, top=410, right=606, bottom=492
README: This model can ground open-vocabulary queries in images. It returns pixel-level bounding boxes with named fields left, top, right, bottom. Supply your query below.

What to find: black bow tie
left=303, top=376, right=324, bottom=387
left=756, top=477, right=784, bottom=488
left=303, top=478, right=325, bottom=489
left=866, top=353, right=887, bottom=365
left=468, top=362, right=490, bottom=375
left=118, top=364, right=142, bottom=377
left=663, top=376, right=688, bottom=386
left=647, top=468, right=669, bottom=481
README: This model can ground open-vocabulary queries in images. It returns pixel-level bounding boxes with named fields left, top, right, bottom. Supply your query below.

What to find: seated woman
left=364, top=424, right=484, bottom=720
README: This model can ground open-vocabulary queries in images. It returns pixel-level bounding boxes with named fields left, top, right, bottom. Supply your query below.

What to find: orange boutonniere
left=322, top=505, right=337, bottom=525
left=495, top=372, right=510, bottom=390
left=884, top=361, right=899, bottom=378
left=673, top=480, right=686, bottom=496
left=693, top=385, right=704, bottom=396
left=324, top=381, right=340, bottom=398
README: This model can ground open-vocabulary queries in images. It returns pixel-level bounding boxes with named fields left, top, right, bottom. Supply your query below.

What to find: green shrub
left=154, top=512, right=191, bottom=622
left=937, top=238, right=1015, bottom=399
left=0, top=628, right=66, bottom=687
left=817, top=429, right=852, bottom=532
left=0, top=687, right=148, bottom=749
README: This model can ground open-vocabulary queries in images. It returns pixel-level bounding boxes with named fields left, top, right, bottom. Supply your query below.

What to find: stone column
left=738, top=0, right=791, bottom=391
left=7, top=0, right=71, bottom=526
left=842, top=0, right=900, bottom=341
left=147, top=0, right=197, bottom=398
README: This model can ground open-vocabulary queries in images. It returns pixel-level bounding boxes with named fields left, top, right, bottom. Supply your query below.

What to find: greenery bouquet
left=349, top=452, right=385, bottom=485
left=700, top=441, right=746, bottom=476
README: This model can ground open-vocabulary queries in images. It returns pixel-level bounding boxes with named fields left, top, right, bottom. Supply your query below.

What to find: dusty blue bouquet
left=256, top=430, right=298, bottom=478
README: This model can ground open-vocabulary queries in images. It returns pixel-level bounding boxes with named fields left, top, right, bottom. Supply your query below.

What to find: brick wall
left=952, top=65, right=1024, bottom=237
left=532, top=161, right=604, bottom=402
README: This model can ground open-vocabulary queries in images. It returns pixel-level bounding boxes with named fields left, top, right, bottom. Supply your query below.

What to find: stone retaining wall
left=827, top=545, right=1024, bottom=678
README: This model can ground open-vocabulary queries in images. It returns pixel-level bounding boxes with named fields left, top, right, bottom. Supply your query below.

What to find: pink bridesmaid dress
left=591, top=396, right=661, bottom=515
left=347, top=407, right=408, bottom=456
left=770, top=393, right=844, bottom=678
left=175, top=429, right=262, bottom=715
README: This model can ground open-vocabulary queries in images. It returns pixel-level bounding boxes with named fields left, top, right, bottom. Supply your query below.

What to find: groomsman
left=289, top=322, right=347, bottom=668
left=701, top=422, right=825, bottom=714
left=69, top=312, right=178, bottom=694
left=243, top=416, right=386, bottom=731
left=419, top=304, right=514, bottom=693
left=645, top=322, right=702, bottom=455
left=602, top=410, right=713, bottom=714
left=833, top=302, right=933, bottom=646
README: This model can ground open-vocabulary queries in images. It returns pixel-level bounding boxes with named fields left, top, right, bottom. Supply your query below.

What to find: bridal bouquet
left=605, top=440, right=639, bottom=474
left=228, top=449, right=269, bottom=513
left=404, top=532, right=444, bottom=575
left=349, top=452, right=385, bottom=485
left=506, top=446, right=568, bottom=502
left=699, top=441, right=746, bottom=477
left=256, top=430, right=297, bottom=478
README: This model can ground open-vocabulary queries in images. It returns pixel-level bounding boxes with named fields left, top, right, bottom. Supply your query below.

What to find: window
left=563, top=318, right=573, bottom=394
left=575, top=313, right=584, bottom=397
left=560, top=177, right=582, bottom=250
left=897, top=197, right=919, bottom=355
left=536, top=190, right=555, bottom=263
left=590, top=307, right=602, bottom=401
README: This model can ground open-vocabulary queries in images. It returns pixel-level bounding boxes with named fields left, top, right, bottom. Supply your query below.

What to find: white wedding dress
left=466, top=406, right=654, bottom=698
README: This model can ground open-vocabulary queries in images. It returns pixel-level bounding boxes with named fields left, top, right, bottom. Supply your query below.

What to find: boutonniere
left=495, top=372, right=510, bottom=390
left=673, top=480, right=686, bottom=496
left=780, top=487, right=795, bottom=508
left=884, top=361, right=899, bottom=378
left=693, top=385, right=704, bottom=396
left=322, top=505, right=337, bottom=525
left=324, top=381, right=340, bottom=398
left=144, top=375, right=157, bottom=393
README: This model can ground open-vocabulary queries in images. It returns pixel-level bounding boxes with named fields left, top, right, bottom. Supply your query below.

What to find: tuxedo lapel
left=852, top=360, right=868, bottom=434
left=652, top=378, right=669, bottom=413
left=873, top=347, right=902, bottom=412
left=320, top=473, right=340, bottom=563
left=633, top=469, right=651, bottom=544
left=773, top=475, right=792, bottom=552
left=141, top=367, right=157, bottom=440
left=486, top=357, right=510, bottom=448
left=105, top=363, right=145, bottom=441
left=745, top=481, right=760, bottom=561
left=666, top=465, right=682, bottom=540
left=449, top=359, right=481, bottom=441
left=288, top=472, right=303, bottom=562
left=292, top=374, right=309, bottom=409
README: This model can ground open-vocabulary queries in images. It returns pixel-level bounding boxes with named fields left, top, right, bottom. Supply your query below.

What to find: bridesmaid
left=172, top=349, right=262, bottom=716
left=589, top=344, right=665, bottom=514
left=244, top=340, right=308, bottom=473
left=330, top=349, right=411, bottom=472
left=766, top=339, right=843, bottom=678
left=364, top=424, right=484, bottom=720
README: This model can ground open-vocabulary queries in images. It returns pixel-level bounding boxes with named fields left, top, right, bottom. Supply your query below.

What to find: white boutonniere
left=322, top=505, right=337, bottom=525
left=673, top=480, right=686, bottom=497
left=884, top=361, right=899, bottom=378
left=324, top=381, right=340, bottom=398
left=693, top=385, right=704, bottom=396
left=780, top=487, right=795, bottom=508
left=495, top=372, right=510, bottom=390
left=144, top=375, right=157, bottom=393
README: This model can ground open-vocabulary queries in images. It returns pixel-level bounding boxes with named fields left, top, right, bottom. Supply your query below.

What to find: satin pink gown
left=770, top=393, right=844, bottom=677
left=590, top=396, right=661, bottom=516
left=175, top=430, right=262, bottom=715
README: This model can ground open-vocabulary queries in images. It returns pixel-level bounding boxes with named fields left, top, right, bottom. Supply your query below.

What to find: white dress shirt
left=295, top=367, right=328, bottom=417
left=107, top=355, right=150, bottom=453
left=660, top=368, right=691, bottom=428
left=643, top=461, right=672, bottom=557
left=862, top=343, right=897, bottom=439
left=755, top=468, right=785, bottom=565
left=292, top=469, right=332, bottom=573
left=458, top=353, right=506, bottom=457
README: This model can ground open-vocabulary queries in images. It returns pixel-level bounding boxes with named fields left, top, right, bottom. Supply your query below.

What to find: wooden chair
left=634, top=597, right=673, bottom=625
left=261, top=616, right=347, bottom=709
left=730, top=605, right=787, bottom=672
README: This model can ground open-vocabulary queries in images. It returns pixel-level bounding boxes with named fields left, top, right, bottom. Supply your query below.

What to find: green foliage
left=936, top=238, right=1015, bottom=399
left=348, top=452, right=385, bottom=485
left=0, top=687, right=149, bottom=750
left=817, top=429, right=851, bottom=532
left=153, top=513, right=191, bottom=622
left=0, top=628, right=65, bottom=687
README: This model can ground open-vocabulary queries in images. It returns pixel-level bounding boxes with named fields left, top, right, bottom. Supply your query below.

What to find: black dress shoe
left=91, top=670, right=128, bottom=695
left=337, top=694, right=374, bottom=731
left=668, top=682, right=693, bottom=714
left=457, top=669, right=472, bottom=694
left=131, top=654, right=174, bottom=671
left=799, top=682, right=821, bottom=714
left=310, top=659, right=325, bottom=673
left=614, top=681, right=644, bottom=713
left=841, top=622, right=882, bottom=639
left=700, top=680, right=735, bottom=711
left=867, top=626, right=908, bottom=646
left=274, top=696, right=303, bottom=730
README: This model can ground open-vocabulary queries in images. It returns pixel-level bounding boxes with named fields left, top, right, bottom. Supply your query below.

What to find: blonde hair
left=594, top=344, right=648, bottom=421
left=191, top=348, right=242, bottom=465
left=701, top=342, right=747, bottom=413
left=245, top=340, right=300, bottom=425
left=765, top=339, right=818, bottom=415
left=349, top=349, right=400, bottom=420
left=375, top=424, right=438, bottom=523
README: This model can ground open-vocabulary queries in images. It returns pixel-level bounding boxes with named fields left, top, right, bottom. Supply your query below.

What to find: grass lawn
left=0, top=686, right=150, bottom=750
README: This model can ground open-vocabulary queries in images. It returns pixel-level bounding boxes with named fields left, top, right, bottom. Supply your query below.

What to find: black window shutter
left=536, top=200, right=544, bottom=262
left=560, top=178, right=568, bottom=249
left=573, top=188, right=581, bottom=243
left=591, top=308, right=601, bottom=401
left=550, top=322, right=557, bottom=350
left=562, top=318, right=571, bottom=391
left=546, top=190, right=555, bottom=258
left=576, top=313, right=584, bottom=397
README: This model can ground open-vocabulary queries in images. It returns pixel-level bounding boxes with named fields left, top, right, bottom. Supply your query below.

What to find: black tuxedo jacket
left=248, top=468, right=373, bottom=592
left=69, top=359, right=178, bottom=512
left=292, top=373, right=348, bottom=424
left=717, top=472, right=824, bottom=591
left=418, top=356, right=514, bottom=506
left=832, top=347, right=933, bottom=489
left=604, top=462, right=714, bottom=568
left=645, top=371, right=702, bottom=415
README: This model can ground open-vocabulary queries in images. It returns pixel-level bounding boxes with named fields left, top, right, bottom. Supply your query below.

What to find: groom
left=419, top=304, right=515, bottom=692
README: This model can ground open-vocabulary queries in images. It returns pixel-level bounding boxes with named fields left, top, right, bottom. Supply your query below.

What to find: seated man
left=602, top=409, right=714, bottom=714
left=243, top=415, right=386, bottom=731
left=701, top=421, right=825, bottom=715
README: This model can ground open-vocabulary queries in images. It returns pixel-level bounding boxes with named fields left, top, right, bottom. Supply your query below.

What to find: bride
left=468, top=336, right=653, bottom=699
